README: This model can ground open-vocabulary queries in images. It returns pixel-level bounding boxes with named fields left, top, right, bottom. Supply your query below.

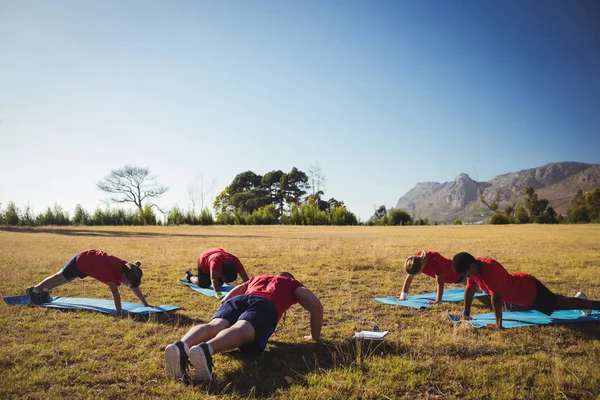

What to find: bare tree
left=308, top=163, right=326, bottom=197
left=97, top=165, right=168, bottom=212
left=188, top=173, right=216, bottom=214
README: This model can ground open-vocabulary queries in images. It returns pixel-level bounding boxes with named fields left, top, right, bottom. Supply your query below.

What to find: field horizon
left=1, top=224, right=599, bottom=399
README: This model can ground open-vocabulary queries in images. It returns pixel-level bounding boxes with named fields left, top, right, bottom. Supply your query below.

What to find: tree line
left=1, top=163, right=599, bottom=226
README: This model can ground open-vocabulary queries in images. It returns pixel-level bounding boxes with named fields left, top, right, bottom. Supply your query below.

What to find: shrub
left=387, top=208, right=412, bottom=226
left=490, top=212, right=511, bottom=225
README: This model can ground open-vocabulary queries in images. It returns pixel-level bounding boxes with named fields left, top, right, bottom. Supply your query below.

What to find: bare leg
left=555, top=295, right=600, bottom=311
left=34, top=273, right=73, bottom=292
left=181, top=318, right=231, bottom=348
left=207, top=320, right=256, bottom=355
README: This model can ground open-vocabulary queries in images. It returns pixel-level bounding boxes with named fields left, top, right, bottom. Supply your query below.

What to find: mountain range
left=395, top=162, right=600, bottom=223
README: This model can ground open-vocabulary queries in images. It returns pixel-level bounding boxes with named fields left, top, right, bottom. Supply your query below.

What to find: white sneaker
left=165, top=341, right=189, bottom=381
left=189, top=343, right=213, bottom=382
left=575, top=292, right=592, bottom=316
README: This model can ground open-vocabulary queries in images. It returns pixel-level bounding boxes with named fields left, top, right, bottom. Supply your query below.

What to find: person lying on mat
left=165, top=272, right=323, bottom=383
left=185, top=248, right=250, bottom=299
left=26, top=249, right=151, bottom=313
left=398, top=250, right=467, bottom=304
left=452, top=252, right=600, bottom=329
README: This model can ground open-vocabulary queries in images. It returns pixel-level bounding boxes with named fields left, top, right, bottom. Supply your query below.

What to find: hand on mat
left=461, top=315, right=473, bottom=321
left=427, top=300, right=441, bottom=305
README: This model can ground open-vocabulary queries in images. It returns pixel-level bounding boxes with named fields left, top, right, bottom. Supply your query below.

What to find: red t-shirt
left=245, top=275, right=304, bottom=320
left=420, top=251, right=462, bottom=283
left=198, top=248, right=244, bottom=277
left=465, top=257, right=537, bottom=306
left=76, top=249, right=126, bottom=286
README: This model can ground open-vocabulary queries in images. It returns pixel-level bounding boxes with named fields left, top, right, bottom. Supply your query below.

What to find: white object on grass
left=354, top=330, right=389, bottom=340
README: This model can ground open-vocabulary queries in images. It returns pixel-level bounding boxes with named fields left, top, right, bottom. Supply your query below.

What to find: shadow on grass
left=44, top=306, right=203, bottom=327
left=559, top=321, right=600, bottom=340
left=197, top=338, right=406, bottom=398
left=0, top=226, right=271, bottom=239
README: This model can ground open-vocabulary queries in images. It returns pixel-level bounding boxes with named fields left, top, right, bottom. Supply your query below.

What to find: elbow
left=312, top=302, right=324, bottom=316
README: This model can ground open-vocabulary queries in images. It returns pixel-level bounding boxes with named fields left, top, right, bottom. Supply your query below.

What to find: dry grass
left=1, top=224, right=599, bottom=399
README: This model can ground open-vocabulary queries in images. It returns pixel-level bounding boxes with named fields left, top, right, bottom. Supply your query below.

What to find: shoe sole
left=165, top=344, right=183, bottom=380
left=190, top=346, right=212, bottom=381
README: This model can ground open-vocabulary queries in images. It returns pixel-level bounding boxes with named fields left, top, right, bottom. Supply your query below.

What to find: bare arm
left=210, top=269, right=223, bottom=294
left=463, top=284, right=479, bottom=319
left=220, top=282, right=248, bottom=304
left=130, top=287, right=150, bottom=307
left=295, top=287, right=323, bottom=342
left=429, top=275, right=445, bottom=304
left=491, top=293, right=503, bottom=329
left=107, top=282, right=122, bottom=313
left=400, top=274, right=414, bottom=299
left=239, top=269, right=250, bottom=282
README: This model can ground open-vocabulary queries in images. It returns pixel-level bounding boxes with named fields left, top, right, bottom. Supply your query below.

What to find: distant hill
left=395, top=162, right=600, bottom=223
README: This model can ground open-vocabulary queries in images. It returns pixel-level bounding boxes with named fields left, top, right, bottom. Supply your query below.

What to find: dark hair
left=222, top=264, right=238, bottom=283
left=278, top=272, right=295, bottom=279
left=452, top=252, right=476, bottom=275
left=123, top=261, right=143, bottom=288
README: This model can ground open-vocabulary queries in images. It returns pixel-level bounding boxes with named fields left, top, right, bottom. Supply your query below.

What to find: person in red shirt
left=165, top=272, right=323, bottom=383
left=185, top=248, right=250, bottom=299
left=26, top=249, right=151, bottom=313
left=399, top=250, right=466, bottom=304
left=452, top=252, right=600, bottom=329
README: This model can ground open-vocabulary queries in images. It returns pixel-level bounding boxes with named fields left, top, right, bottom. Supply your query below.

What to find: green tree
left=72, top=205, right=89, bottom=225
left=138, top=204, right=157, bottom=225
left=167, top=206, right=186, bottom=225
left=453, top=218, right=463, bottom=225
left=514, top=205, right=530, bottom=224
left=280, top=167, right=309, bottom=208
left=5, top=202, right=20, bottom=225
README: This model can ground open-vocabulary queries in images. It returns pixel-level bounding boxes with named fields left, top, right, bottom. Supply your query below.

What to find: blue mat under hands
left=180, top=280, right=235, bottom=297
left=448, top=309, right=600, bottom=329
left=3, top=295, right=179, bottom=315
left=375, top=288, right=488, bottom=309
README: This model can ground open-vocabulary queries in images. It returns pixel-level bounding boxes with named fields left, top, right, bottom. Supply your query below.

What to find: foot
left=190, top=343, right=213, bottom=382
left=26, top=287, right=44, bottom=305
left=575, top=292, right=592, bottom=316
left=185, top=270, right=193, bottom=283
left=165, top=341, right=190, bottom=382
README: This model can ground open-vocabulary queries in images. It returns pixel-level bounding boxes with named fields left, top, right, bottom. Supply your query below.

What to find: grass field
left=1, top=224, right=600, bottom=399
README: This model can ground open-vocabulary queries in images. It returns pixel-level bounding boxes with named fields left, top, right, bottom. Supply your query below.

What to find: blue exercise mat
left=3, top=295, right=179, bottom=315
left=375, top=288, right=488, bottom=309
left=448, top=309, right=600, bottom=329
left=180, top=280, right=235, bottom=297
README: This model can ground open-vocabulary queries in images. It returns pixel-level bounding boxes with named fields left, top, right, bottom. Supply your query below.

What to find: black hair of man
left=452, top=252, right=477, bottom=275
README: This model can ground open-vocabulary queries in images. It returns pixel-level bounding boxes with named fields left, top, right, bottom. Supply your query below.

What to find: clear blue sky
left=1, top=0, right=599, bottom=221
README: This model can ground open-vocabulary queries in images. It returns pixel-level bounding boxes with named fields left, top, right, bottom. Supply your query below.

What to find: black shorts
left=530, top=278, right=558, bottom=316
left=60, top=253, right=88, bottom=280
left=213, top=294, right=278, bottom=355
left=196, top=269, right=224, bottom=289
